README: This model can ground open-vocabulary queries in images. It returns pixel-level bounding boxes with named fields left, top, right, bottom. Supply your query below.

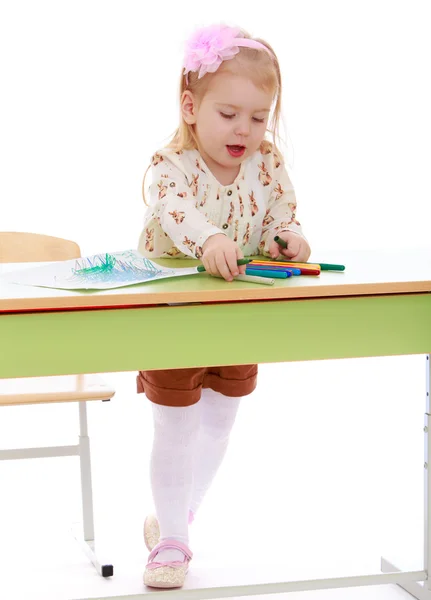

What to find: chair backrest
left=0, top=232, right=81, bottom=263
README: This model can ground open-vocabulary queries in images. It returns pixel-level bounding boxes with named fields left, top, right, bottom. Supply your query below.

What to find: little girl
left=137, top=23, right=311, bottom=588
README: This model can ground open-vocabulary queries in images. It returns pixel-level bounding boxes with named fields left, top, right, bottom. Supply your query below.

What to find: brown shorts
left=136, top=364, right=258, bottom=407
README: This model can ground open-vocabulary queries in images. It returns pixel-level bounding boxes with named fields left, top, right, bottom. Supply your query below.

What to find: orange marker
left=250, top=260, right=320, bottom=276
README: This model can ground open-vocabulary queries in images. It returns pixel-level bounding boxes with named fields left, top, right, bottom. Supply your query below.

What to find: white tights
left=149, top=388, right=241, bottom=561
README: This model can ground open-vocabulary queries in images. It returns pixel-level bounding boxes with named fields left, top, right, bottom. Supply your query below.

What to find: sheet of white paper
left=1, top=250, right=199, bottom=290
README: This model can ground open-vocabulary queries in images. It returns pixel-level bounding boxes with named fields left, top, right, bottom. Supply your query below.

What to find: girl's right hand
left=201, top=234, right=246, bottom=282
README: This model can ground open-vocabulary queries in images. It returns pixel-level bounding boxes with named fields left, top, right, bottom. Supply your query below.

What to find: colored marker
left=273, top=237, right=344, bottom=271
left=245, top=268, right=290, bottom=279
left=274, top=235, right=288, bottom=248
left=247, top=264, right=302, bottom=276
left=197, top=258, right=251, bottom=273
left=287, top=261, right=345, bottom=271
left=250, top=261, right=320, bottom=276
left=255, top=259, right=320, bottom=269
left=234, top=274, right=274, bottom=285
left=255, top=258, right=321, bottom=270
left=212, top=273, right=274, bottom=285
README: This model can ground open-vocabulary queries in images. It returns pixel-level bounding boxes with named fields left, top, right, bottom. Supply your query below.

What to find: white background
left=0, top=0, right=430, bottom=598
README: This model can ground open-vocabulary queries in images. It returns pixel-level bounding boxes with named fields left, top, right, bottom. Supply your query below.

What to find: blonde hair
left=142, top=28, right=284, bottom=205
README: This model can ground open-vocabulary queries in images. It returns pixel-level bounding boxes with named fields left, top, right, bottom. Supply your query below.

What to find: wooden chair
left=0, top=232, right=115, bottom=577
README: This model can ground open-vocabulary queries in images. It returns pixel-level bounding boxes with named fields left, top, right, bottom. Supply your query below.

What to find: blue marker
left=247, top=264, right=301, bottom=276
left=245, top=268, right=291, bottom=279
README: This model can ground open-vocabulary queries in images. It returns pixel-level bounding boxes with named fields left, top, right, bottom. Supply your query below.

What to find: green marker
left=274, top=235, right=287, bottom=248
left=197, top=258, right=251, bottom=273
left=287, top=260, right=345, bottom=271
left=273, top=236, right=345, bottom=271
left=312, top=262, right=344, bottom=271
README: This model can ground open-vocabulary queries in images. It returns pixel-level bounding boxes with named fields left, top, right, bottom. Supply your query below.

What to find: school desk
left=0, top=248, right=430, bottom=599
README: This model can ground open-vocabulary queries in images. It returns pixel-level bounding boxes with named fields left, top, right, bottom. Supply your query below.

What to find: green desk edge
left=0, top=294, right=430, bottom=379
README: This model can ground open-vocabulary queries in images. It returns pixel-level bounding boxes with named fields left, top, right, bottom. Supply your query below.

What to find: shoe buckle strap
left=148, top=539, right=193, bottom=562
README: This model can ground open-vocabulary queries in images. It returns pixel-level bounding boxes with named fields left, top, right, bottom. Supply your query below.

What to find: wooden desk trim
left=1, top=278, right=430, bottom=313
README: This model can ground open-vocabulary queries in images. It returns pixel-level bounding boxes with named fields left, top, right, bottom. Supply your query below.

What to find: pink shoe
left=144, top=539, right=193, bottom=588
left=144, top=510, right=194, bottom=552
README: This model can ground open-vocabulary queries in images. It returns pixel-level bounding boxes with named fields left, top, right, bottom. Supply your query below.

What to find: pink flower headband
left=183, top=24, right=274, bottom=83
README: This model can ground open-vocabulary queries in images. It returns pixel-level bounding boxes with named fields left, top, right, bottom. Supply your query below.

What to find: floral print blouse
left=138, top=139, right=306, bottom=259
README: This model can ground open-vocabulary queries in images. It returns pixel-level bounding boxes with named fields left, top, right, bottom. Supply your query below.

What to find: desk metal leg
left=73, top=401, right=114, bottom=578
left=381, top=354, right=431, bottom=598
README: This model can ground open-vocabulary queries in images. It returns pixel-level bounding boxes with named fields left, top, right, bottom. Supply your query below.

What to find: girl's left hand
left=268, top=231, right=311, bottom=262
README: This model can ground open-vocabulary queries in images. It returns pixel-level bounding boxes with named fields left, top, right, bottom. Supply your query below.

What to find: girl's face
left=182, top=72, right=274, bottom=180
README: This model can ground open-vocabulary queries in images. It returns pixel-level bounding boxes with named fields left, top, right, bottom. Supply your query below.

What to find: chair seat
left=0, top=374, right=115, bottom=406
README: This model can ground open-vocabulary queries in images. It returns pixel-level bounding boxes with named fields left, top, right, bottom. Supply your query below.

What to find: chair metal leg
left=73, top=401, right=113, bottom=578
left=78, top=401, right=95, bottom=542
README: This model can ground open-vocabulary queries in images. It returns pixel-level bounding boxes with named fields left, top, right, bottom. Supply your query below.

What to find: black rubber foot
left=101, top=564, right=114, bottom=578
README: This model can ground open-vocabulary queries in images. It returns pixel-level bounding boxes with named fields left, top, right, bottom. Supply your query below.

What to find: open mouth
left=226, top=145, right=246, bottom=157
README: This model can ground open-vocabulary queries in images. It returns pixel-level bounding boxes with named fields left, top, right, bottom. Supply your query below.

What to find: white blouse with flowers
left=138, top=140, right=306, bottom=260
